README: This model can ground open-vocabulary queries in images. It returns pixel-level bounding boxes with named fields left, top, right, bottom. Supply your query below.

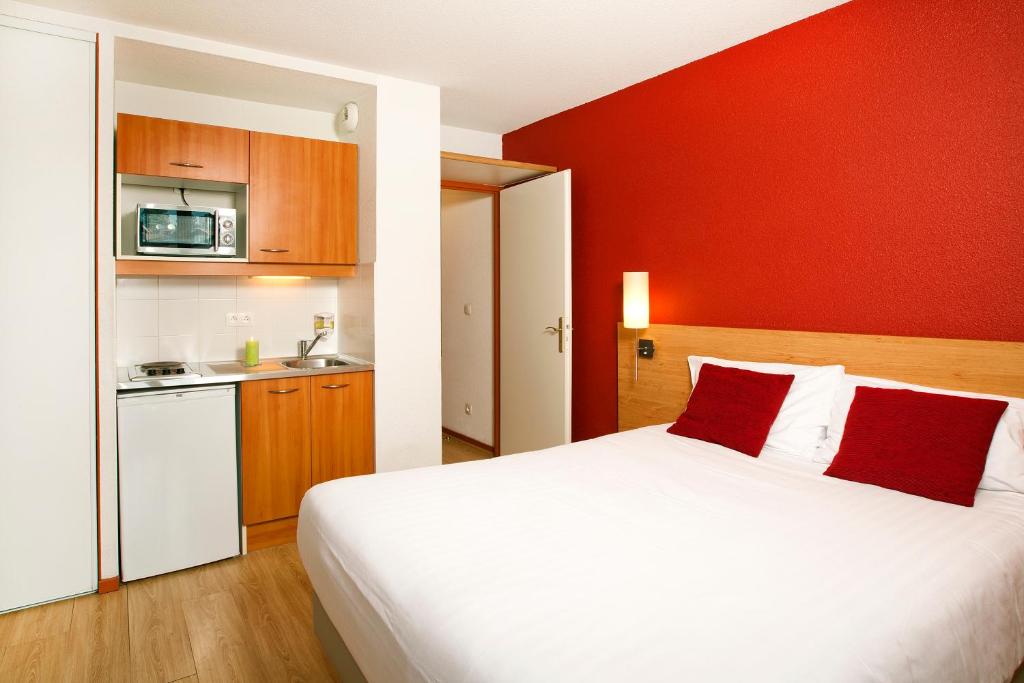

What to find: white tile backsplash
left=158, top=334, right=198, bottom=363
left=116, top=275, right=340, bottom=366
left=116, top=275, right=158, bottom=300
left=198, top=299, right=234, bottom=335
left=117, top=299, right=157, bottom=338
left=118, top=335, right=158, bottom=366
left=158, top=300, right=199, bottom=336
left=200, top=332, right=238, bottom=362
left=197, top=276, right=236, bottom=299
left=158, top=276, right=198, bottom=300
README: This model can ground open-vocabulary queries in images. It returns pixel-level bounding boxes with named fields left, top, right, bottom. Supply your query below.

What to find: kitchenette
left=112, top=92, right=374, bottom=578
left=117, top=352, right=374, bottom=580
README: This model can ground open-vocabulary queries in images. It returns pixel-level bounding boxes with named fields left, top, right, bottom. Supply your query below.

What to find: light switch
left=464, top=304, right=472, bottom=316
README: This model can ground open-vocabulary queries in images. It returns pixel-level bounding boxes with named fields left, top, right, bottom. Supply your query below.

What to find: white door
left=499, top=171, right=571, bottom=455
left=0, top=17, right=96, bottom=611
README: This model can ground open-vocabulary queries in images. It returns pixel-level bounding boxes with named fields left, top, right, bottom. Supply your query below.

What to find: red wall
left=503, top=0, right=1024, bottom=442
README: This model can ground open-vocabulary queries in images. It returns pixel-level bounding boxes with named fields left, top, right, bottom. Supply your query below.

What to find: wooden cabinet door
left=116, top=113, right=249, bottom=183
left=308, top=139, right=358, bottom=264
left=249, top=134, right=357, bottom=265
left=241, top=377, right=311, bottom=525
left=249, top=132, right=310, bottom=263
left=311, top=371, right=375, bottom=484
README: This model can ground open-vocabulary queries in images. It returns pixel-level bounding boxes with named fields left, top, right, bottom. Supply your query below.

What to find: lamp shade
left=623, top=271, right=649, bottom=329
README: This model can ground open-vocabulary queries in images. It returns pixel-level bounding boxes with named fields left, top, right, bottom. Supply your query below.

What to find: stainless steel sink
left=280, top=358, right=350, bottom=369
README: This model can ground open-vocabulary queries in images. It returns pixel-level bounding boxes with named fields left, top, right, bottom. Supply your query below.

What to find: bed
left=298, top=325, right=1024, bottom=682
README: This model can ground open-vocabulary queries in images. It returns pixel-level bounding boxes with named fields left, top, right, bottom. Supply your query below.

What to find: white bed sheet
left=297, top=425, right=1024, bottom=683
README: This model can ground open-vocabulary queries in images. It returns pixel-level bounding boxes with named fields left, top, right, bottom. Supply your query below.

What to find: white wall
left=1, top=0, right=442, bottom=580
left=441, top=125, right=502, bottom=158
left=117, top=81, right=338, bottom=139
left=441, top=190, right=494, bottom=445
left=373, top=76, right=442, bottom=472
left=337, top=264, right=375, bottom=362
left=116, top=276, right=340, bottom=365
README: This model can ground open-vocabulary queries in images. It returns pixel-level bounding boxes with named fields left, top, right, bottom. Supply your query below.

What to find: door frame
left=440, top=179, right=502, bottom=454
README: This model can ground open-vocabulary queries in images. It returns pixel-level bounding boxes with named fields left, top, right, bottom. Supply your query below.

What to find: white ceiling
left=29, top=0, right=847, bottom=133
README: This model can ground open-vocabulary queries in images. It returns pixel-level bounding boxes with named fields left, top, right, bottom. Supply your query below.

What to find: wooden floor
left=442, top=433, right=494, bottom=464
left=0, top=444, right=490, bottom=681
left=0, top=543, right=336, bottom=682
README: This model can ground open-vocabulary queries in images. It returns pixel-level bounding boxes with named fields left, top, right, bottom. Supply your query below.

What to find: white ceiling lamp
left=335, top=101, right=358, bottom=135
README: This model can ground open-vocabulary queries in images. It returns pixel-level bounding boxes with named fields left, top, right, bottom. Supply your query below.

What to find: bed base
left=313, top=585, right=1024, bottom=683
left=313, top=592, right=369, bottom=683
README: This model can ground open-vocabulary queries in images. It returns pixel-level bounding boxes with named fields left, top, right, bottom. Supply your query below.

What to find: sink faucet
left=298, top=331, right=328, bottom=359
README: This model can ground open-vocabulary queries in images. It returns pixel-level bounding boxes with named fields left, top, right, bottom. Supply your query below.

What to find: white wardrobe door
left=0, top=17, right=96, bottom=611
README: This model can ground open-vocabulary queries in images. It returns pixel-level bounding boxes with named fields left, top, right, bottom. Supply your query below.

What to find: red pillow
left=824, top=387, right=1007, bottom=506
left=667, top=363, right=794, bottom=456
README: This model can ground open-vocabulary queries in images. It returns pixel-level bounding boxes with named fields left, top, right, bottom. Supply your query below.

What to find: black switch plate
left=638, top=338, right=655, bottom=359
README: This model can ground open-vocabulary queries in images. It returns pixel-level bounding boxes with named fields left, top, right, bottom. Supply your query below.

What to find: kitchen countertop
left=116, top=354, right=373, bottom=391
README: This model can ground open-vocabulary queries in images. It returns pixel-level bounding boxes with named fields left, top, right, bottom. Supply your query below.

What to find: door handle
left=321, top=384, right=349, bottom=390
left=260, top=248, right=290, bottom=253
left=169, top=161, right=204, bottom=168
left=544, top=316, right=567, bottom=353
left=268, top=388, right=298, bottom=394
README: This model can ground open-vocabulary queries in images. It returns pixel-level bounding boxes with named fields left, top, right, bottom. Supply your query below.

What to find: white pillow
left=814, top=374, right=1024, bottom=494
left=687, top=356, right=845, bottom=459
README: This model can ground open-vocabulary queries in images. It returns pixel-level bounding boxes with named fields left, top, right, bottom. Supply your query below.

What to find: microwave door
left=137, top=206, right=217, bottom=256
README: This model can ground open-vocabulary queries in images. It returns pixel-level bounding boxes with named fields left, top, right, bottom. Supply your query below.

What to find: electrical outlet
left=225, top=312, right=254, bottom=327
left=464, top=403, right=472, bottom=415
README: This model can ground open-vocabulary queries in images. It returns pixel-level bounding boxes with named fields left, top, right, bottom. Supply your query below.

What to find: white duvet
left=297, top=426, right=1024, bottom=683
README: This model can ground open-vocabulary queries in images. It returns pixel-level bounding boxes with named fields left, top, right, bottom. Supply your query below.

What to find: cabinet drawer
left=117, top=113, right=249, bottom=183
left=241, top=377, right=311, bottom=525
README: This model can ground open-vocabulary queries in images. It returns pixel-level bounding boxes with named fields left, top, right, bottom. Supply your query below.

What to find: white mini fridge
left=118, top=386, right=241, bottom=581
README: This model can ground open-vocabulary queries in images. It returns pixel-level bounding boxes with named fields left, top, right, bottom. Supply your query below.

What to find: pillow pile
left=665, top=356, right=1022, bottom=506
left=822, top=387, right=1007, bottom=506
left=815, top=375, right=1024, bottom=496
left=667, top=363, right=794, bottom=456
left=686, top=356, right=844, bottom=459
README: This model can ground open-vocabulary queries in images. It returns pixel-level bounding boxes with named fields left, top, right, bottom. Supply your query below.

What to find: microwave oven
left=136, top=203, right=237, bottom=257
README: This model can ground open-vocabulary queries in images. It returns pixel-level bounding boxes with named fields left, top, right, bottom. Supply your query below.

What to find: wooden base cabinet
left=241, top=377, right=311, bottom=526
left=242, top=371, right=374, bottom=548
left=312, top=371, right=375, bottom=484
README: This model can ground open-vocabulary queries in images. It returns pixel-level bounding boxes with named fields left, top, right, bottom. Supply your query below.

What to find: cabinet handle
left=169, top=161, right=204, bottom=168
left=268, top=388, right=299, bottom=394
left=260, top=248, right=290, bottom=253
left=321, top=384, right=349, bottom=390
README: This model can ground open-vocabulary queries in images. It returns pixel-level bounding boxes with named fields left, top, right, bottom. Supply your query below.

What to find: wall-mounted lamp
left=623, top=271, right=653, bottom=381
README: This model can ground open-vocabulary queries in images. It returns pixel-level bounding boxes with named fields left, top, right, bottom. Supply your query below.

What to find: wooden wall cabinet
left=116, top=113, right=249, bottom=183
left=242, top=371, right=374, bottom=549
left=250, top=132, right=358, bottom=265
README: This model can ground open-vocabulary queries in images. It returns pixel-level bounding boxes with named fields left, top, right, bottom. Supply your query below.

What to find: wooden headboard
left=617, top=323, right=1024, bottom=431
